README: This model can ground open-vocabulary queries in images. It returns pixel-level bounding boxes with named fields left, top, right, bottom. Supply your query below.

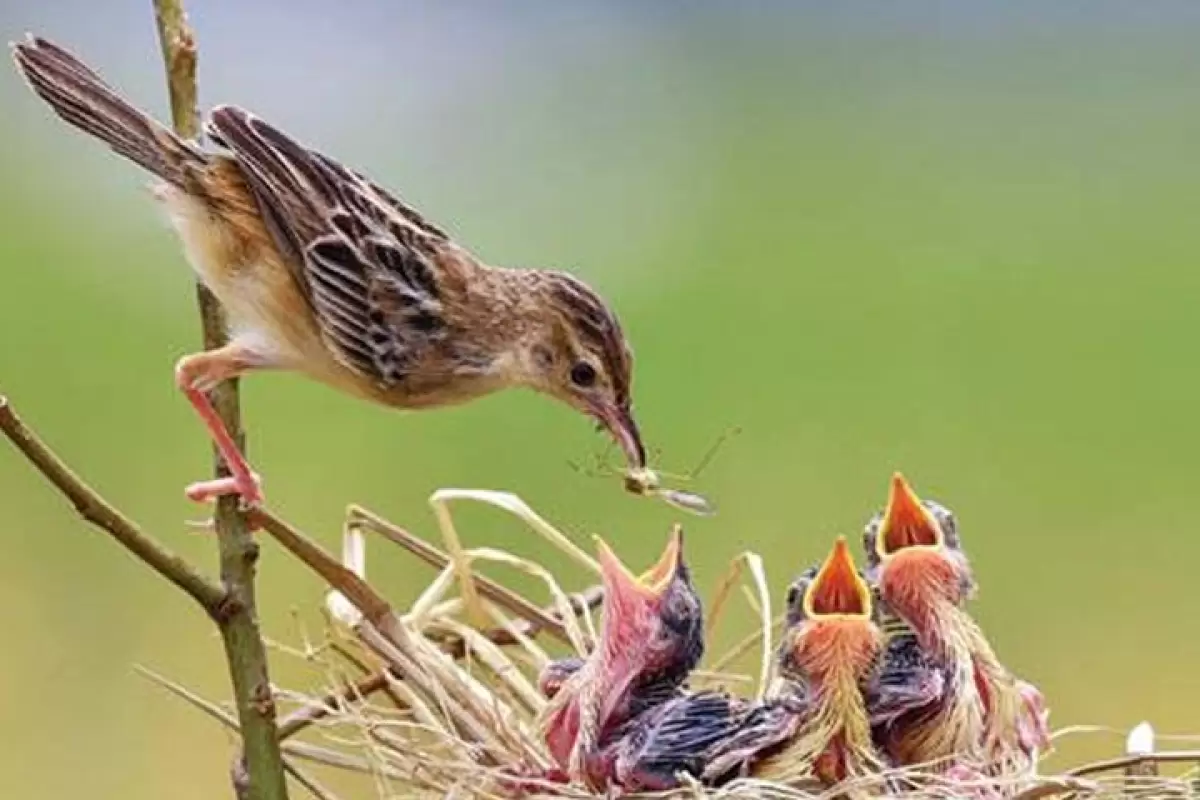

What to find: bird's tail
left=11, top=34, right=205, bottom=188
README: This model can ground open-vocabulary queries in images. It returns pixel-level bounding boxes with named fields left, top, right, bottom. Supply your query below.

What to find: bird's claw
left=184, top=471, right=264, bottom=506
left=182, top=472, right=264, bottom=534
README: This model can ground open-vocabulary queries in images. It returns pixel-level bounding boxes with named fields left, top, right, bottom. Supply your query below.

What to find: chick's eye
left=570, top=361, right=597, bottom=388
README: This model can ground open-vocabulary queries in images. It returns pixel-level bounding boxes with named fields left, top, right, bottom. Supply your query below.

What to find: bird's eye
left=786, top=584, right=802, bottom=609
left=570, top=361, right=597, bottom=388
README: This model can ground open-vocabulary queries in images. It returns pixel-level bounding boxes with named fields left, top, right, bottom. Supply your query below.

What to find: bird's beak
left=596, top=403, right=647, bottom=469
left=805, top=536, right=872, bottom=619
left=876, top=472, right=944, bottom=558
left=596, top=526, right=682, bottom=613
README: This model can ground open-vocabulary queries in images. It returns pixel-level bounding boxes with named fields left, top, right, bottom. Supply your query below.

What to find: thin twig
left=1007, top=776, right=1099, bottom=800
left=275, top=585, right=603, bottom=743
left=277, top=671, right=390, bottom=741
left=1065, top=750, right=1200, bottom=778
left=0, top=395, right=225, bottom=611
left=351, top=503, right=602, bottom=647
left=249, top=508, right=393, bottom=625
left=150, top=3, right=289, bottom=798
left=428, top=585, right=602, bottom=662
left=138, top=667, right=342, bottom=800
left=281, top=761, right=343, bottom=800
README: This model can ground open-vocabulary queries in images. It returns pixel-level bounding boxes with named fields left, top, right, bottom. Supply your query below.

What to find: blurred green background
left=2, top=2, right=1199, bottom=796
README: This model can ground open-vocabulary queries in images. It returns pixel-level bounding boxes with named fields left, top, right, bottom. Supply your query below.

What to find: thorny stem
left=151, top=2, right=290, bottom=798
left=347, top=504, right=601, bottom=646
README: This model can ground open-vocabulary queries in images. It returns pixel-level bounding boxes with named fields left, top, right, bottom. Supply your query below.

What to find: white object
left=326, top=526, right=367, bottom=626
left=1126, top=721, right=1155, bottom=756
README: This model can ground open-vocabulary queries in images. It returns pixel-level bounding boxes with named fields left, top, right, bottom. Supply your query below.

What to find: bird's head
left=861, top=472, right=974, bottom=621
left=779, top=537, right=878, bottom=683
left=523, top=271, right=644, bottom=469
left=594, top=525, right=703, bottom=688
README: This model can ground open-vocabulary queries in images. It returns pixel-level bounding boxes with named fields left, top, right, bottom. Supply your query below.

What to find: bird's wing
left=205, top=106, right=451, bottom=386
left=866, top=631, right=946, bottom=727
left=627, top=676, right=687, bottom=717
left=612, top=693, right=744, bottom=790
left=701, top=699, right=803, bottom=782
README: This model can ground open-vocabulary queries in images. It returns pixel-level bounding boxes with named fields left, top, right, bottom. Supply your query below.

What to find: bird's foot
left=182, top=485, right=263, bottom=534
left=184, top=472, right=264, bottom=507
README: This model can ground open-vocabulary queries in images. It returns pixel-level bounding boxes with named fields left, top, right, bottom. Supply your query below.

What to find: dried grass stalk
left=161, top=491, right=1200, bottom=799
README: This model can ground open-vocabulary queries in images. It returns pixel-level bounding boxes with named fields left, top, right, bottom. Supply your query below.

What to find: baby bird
left=539, top=526, right=704, bottom=790
left=755, top=537, right=885, bottom=788
left=608, top=538, right=894, bottom=794
left=538, top=535, right=796, bottom=794
left=862, top=473, right=1048, bottom=773
left=12, top=36, right=646, bottom=505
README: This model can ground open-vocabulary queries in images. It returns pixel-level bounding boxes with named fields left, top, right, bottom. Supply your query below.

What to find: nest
left=142, top=489, right=1200, bottom=799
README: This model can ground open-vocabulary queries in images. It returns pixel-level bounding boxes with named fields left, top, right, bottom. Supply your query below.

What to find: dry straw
left=136, top=489, right=1200, bottom=800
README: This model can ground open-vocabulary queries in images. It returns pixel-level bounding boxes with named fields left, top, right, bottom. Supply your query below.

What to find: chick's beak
left=877, top=472, right=944, bottom=557
left=805, top=537, right=872, bottom=618
left=596, top=526, right=682, bottom=613
left=640, top=525, right=684, bottom=593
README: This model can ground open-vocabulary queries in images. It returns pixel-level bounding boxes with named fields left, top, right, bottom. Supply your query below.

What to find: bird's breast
left=156, top=185, right=325, bottom=367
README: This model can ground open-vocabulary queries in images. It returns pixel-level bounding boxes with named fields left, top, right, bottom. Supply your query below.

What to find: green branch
left=150, top=3, right=290, bottom=798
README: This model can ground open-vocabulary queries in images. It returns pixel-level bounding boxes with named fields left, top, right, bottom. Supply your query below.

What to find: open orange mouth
left=876, top=472, right=944, bottom=557
left=805, top=536, right=872, bottom=619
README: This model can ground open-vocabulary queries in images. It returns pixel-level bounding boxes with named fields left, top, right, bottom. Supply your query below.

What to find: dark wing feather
left=701, top=698, right=803, bottom=783
left=612, top=693, right=743, bottom=790
left=307, top=149, right=453, bottom=242
left=204, top=105, right=449, bottom=386
left=866, top=624, right=946, bottom=727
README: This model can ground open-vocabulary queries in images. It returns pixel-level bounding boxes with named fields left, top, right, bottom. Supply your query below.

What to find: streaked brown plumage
left=11, top=35, right=645, bottom=504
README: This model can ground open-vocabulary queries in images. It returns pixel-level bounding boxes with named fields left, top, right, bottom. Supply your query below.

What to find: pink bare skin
left=175, top=347, right=266, bottom=507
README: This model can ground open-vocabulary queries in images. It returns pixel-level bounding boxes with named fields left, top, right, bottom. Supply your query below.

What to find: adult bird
left=752, top=536, right=885, bottom=788
left=538, top=526, right=704, bottom=790
left=862, top=473, right=1048, bottom=773
left=12, top=36, right=646, bottom=505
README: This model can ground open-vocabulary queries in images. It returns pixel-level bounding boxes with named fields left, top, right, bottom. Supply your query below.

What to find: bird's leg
left=175, top=343, right=269, bottom=506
